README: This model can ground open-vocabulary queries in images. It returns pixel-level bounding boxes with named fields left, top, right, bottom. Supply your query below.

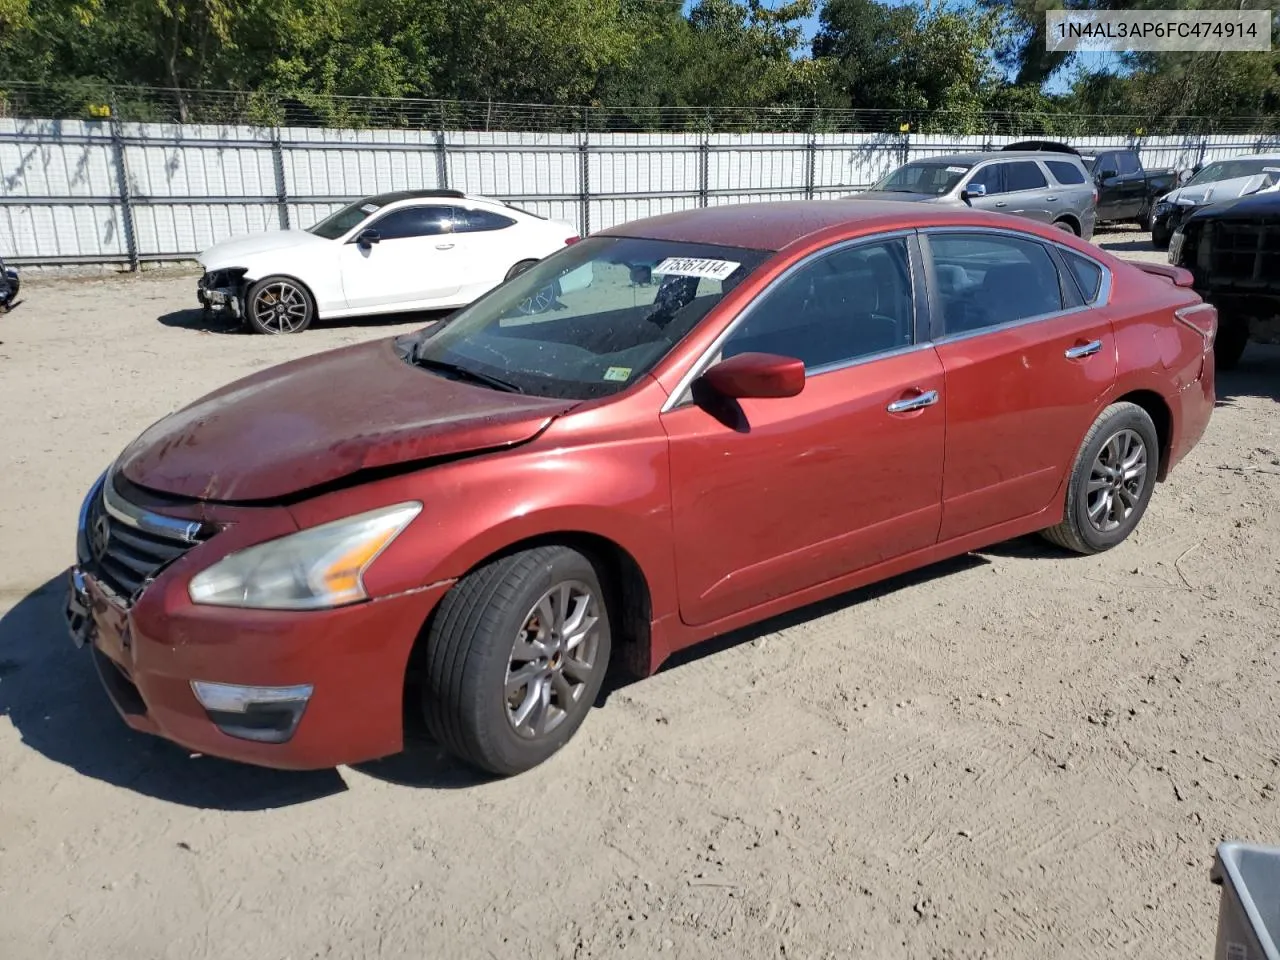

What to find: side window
left=1062, top=250, right=1104, bottom=303
left=458, top=209, right=517, bottom=233
left=721, top=238, right=914, bottom=371
left=367, top=205, right=458, bottom=241
left=1045, top=160, right=1087, bottom=185
left=1004, top=161, right=1048, bottom=192
left=1116, top=152, right=1141, bottom=175
left=967, top=164, right=1004, bottom=195
left=928, top=233, right=1065, bottom=336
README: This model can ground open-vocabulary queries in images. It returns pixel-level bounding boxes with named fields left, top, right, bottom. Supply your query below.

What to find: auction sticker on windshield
left=653, top=257, right=741, bottom=281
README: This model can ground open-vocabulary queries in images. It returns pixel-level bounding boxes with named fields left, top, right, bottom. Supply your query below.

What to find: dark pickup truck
left=1003, top=141, right=1181, bottom=228
left=1169, top=190, right=1280, bottom=369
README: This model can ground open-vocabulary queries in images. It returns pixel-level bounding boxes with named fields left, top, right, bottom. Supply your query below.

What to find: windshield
left=871, top=161, right=971, bottom=196
left=306, top=199, right=382, bottom=240
left=407, top=236, right=770, bottom=400
left=1187, top=159, right=1280, bottom=186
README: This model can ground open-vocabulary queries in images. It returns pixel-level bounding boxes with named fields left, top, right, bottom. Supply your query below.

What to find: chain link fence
left=2, top=80, right=1278, bottom=136
left=1, top=82, right=1278, bottom=267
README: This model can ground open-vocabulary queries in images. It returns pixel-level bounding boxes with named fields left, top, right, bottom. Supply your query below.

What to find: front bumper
left=65, top=563, right=449, bottom=769
left=196, top=270, right=246, bottom=319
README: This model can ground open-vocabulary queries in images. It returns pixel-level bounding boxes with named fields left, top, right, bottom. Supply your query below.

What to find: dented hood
left=117, top=338, right=577, bottom=502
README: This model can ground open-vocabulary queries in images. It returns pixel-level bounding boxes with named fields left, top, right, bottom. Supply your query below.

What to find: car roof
left=363, top=189, right=517, bottom=208
left=596, top=199, right=1053, bottom=253
left=902, top=152, right=1082, bottom=165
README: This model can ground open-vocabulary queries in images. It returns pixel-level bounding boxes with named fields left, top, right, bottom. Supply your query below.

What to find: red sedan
left=66, top=201, right=1216, bottom=776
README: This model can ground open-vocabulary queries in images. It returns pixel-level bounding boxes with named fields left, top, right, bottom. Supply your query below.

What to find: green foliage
left=0, top=0, right=1272, bottom=130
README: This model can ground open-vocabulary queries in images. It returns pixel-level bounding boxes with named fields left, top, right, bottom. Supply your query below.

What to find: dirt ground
left=2, top=227, right=1279, bottom=960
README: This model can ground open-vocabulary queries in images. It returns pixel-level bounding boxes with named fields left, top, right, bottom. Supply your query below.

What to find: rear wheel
left=1214, top=313, right=1250, bottom=370
left=245, top=275, right=315, bottom=335
left=421, top=545, right=613, bottom=776
left=1053, top=218, right=1079, bottom=235
left=1041, top=402, right=1159, bottom=555
left=504, top=259, right=539, bottom=282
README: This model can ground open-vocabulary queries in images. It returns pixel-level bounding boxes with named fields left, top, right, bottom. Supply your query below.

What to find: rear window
left=1005, top=161, right=1048, bottom=192
left=1062, top=250, right=1104, bottom=303
left=1045, top=160, right=1087, bottom=185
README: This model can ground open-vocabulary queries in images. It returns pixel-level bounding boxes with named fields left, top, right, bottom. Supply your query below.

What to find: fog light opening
left=191, top=681, right=313, bottom=744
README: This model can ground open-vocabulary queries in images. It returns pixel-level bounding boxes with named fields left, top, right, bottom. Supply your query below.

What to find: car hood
left=1185, top=190, right=1280, bottom=224
left=117, top=339, right=578, bottom=502
left=844, top=190, right=942, bottom=203
left=1161, top=173, right=1280, bottom=208
left=198, top=230, right=332, bottom=271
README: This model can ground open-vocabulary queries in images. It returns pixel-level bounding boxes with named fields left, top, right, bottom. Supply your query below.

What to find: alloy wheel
left=1086, top=429, right=1148, bottom=533
left=252, top=281, right=309, bottom=333
left=504, top=580, right=603, bottom=739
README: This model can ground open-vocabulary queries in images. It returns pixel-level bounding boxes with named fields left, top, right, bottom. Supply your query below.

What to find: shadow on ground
left=1215, top=343, right=1280, bottom=407
left=0, top=576, right=348, bottom=809
left=1097, top=237, right=1157, bottom=254
left=157, top=307, right=451, bottom=335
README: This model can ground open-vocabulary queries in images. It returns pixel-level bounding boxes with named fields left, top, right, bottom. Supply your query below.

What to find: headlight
left=1154, top=201, right=1171, bottom=215
left=188, top=502, right=422, bottom=610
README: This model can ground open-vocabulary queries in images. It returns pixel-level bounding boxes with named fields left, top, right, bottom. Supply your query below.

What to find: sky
left=681, top=0, right=1128, bottom=96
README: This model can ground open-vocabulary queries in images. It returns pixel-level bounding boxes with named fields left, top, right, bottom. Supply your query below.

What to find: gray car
left=846, top=152, right=1097, bottom=240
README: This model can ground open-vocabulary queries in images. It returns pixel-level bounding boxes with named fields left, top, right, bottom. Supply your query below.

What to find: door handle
left=887, top=389, right=939, bottom=413
left=1065, top=339, right=1103, bottom=359
left=436, top=243, right=455, bottom=250
left=994, top=201, right=1007, bottom=207
left=1045, top=196, right=1058, bottom=202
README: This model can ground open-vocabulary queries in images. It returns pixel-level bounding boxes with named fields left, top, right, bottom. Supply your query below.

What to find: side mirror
left=1097, top=168, right=1117, bottom=181
left=355, top=229, right=380, bottom=247
left=960, top=182, right=986, bottom=204
left=700, top=352, right=805, bottom=400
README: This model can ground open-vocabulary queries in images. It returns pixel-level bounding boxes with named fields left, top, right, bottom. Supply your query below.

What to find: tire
left=1150, top=225, right=1171, bottom=250
left=1137, top=200, right=1154, bottom=231
left=421, top=545, right=613, bottom=776
left=1040, top=402, right=1160, bottom=555
left=1053, top=218, right=1079, bottom=236
left=504, top=259, right=539, bottom=282
left=245, top=275, right=315, bottom=335
left=1214, top=314, right=1250, bottom=370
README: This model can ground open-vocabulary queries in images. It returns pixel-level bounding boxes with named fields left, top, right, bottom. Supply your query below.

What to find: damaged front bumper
left=196, top=268, right=248, bottom=320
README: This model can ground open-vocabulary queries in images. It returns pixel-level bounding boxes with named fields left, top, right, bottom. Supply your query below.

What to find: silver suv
left=847, top=151, right=1098, bottom=240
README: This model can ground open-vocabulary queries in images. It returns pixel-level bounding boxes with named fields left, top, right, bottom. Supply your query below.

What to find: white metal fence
left=2, top=117, right=1278, bottom=266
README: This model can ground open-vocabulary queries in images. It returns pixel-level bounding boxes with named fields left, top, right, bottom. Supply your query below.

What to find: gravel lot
left=2, top=227, right=1279, bottom=959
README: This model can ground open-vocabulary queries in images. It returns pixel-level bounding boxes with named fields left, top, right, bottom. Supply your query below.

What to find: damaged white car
left=1149, top=155, right=1280, bottom=250
left=197, top=190, right=580, bottom=334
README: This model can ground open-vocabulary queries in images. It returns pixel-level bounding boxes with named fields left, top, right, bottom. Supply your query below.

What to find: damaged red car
left=67, top=201, right=1216, bottom=776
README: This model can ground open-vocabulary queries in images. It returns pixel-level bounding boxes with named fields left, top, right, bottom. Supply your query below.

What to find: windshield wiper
left=411, top=352, right=524, bottom=394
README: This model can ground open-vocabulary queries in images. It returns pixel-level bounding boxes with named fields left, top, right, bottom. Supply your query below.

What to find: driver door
left=338, top=204, right=464, bottom=309
left=660, top=234, right=946, bottom=627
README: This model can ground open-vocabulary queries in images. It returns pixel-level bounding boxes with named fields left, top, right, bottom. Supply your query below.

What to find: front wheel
left=421, top=545, right=613, bottom=776
left=1041, top=402, right=1159, bottom=555
left=245, top=275, right=315, bottom=335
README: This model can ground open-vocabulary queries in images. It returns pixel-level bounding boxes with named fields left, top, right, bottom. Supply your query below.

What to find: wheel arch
left=401, top=528, right=656, bottom=738
left=1110, top=388, right=1173, bottom=481
left=245, top=270, right=324, bottom=318
left=1053, top=213, right=1081, bottom=235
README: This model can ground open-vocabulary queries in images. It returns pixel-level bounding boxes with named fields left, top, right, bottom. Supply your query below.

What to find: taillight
left=1175, top=302, right=1217, bottom=351
left=1092, top=187, right=1099, bottom=204
left=565, top=236, right=580, bottom=245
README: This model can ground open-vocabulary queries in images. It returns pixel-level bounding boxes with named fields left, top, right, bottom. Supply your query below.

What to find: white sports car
left=196, top=190, right=581, bottom=334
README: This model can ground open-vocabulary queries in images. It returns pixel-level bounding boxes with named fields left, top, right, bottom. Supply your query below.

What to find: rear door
left=923, top=229, right=1117, bottom=542
left=1000, top=160, right=1055, bottom=223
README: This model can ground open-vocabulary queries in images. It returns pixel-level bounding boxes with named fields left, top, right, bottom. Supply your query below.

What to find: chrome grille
left=80, top=473, right=207, bottom=604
